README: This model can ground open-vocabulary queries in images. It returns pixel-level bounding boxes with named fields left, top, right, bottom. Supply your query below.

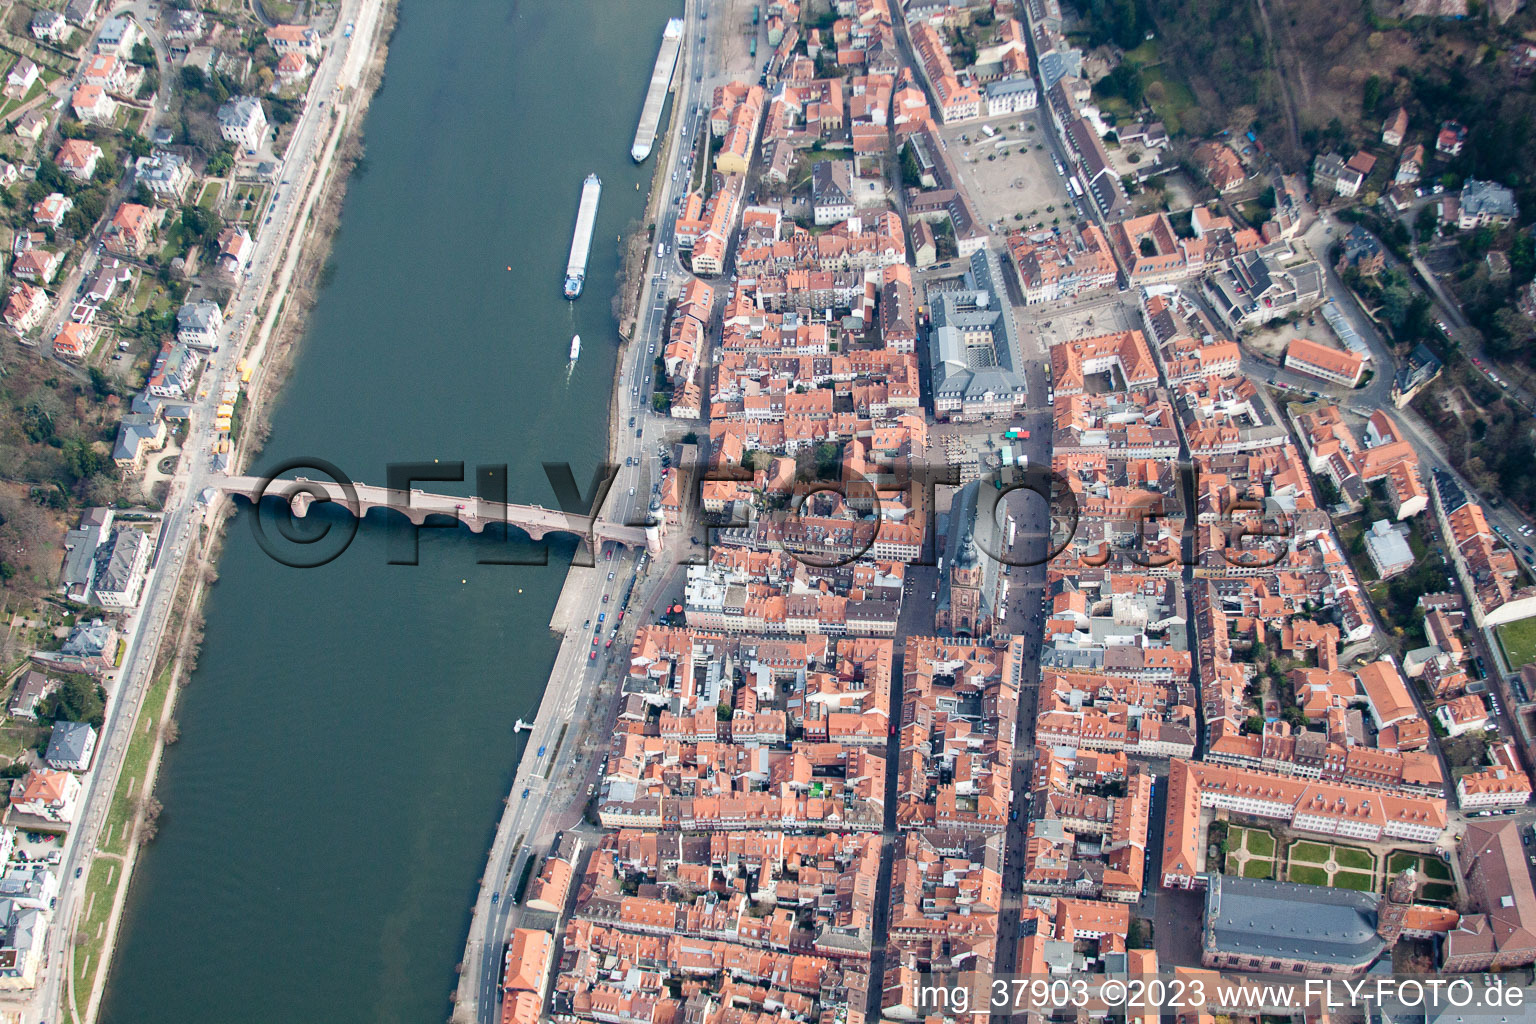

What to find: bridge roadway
left=212, top=474, right=655, bottom=551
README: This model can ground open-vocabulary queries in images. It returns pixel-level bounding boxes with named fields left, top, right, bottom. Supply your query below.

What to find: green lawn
left=1243, top=828, right=1276, bottom=858
left=1334, top=846, right=1375, bottom=871
left=98, top=664, right=173, bottom=858
left=197, top=181, right=223, bottom=211
left=228, top=184, right=269, bottom=225
left=0, top=73, right=45, bottom=121
left=1094, top=93, right=1134, bottom=122
left=158, top=216, right=190, bottom=264
left=71, top=856, right=120, bottom=1006
left=1289, top=841, right=1332, bottom=864
left=1243, top=859, right=1275, bottom=879
left=1422, top=882, right=1457, bottom=903
left=1333, top=870, right=1375, bottom=892
left=1289, top=864, right=1328, bottom=886
left=1388, top=851, right=1453, bottom=881
left=0, top=721, right=43, bottom=762
left=1495, top=615, right=1536, bottom=670
left=1141, top=66, right=1198, bottom=135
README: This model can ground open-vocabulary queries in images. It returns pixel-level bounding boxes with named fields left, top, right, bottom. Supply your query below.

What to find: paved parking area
left=1035, top=292, right=1142, bottom=348
left=12, top=828, right=64, bottom=866
left=933, top=111, right=1075, bottom=230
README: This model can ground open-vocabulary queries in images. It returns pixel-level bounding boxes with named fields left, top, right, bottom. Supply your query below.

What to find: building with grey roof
left=928, top=249, right=1027, bottom=422
left=134, top=150, right=193, bottom=203
left=6, top=671, right=56, bottom=721
left=811, top=160, right=854, bottom=226
left=1039, top=643, right=1105, bottom=672
left=30, top=10, right=67, bottom=42
left=60, top=507, right=112, bottom=603
left=1313, top=152, right=1346, bottom=191
left=1037, top=46, right=1081, bottom=90
left=163, top=8, right=206, bottom=41
left=84, top=258, right=132, bottom=304
left=217, top=95, right=267, bottom=152
left=984, top=75, right=1037, bottom=116
left=1364, top=519, right=1415, bottom=578
left=1201, top=873, right=1387, bottom=975
left=935, top=481, right=1009, bottom=637
left=0, top=865, right=56, bottom=912
left=1321, top=298, right=1366, bottom=356
left=94, top=14, right=136, bottom=55
left=112, top=411, right=163, bottom=470
left=30, top=618, right=116, bottom=676
left=0, top=898, right=45, bottom=986
left=44, top=720, right=96, bottom=771
left=1458, top=179, right=1518, bottom=229
left=176, top=300, right=223, bottom=349
left=1393, top=342, right=1442, bottom=408
left=65, top=0, right=102, bottom=28
left=1203, top=250, right=1324, bottom=332
left=91, top=527, right=150, bottom=607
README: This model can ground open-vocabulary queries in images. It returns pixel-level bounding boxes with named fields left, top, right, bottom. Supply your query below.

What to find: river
left=98, top=1, right=676, bottom=1021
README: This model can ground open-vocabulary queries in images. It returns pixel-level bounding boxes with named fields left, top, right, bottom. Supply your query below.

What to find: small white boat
left=569, top=334, right=581, bottom=361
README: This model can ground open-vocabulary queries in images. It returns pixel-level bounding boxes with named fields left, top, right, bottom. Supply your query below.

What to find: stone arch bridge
left=212, top=475, right=655, bottom=554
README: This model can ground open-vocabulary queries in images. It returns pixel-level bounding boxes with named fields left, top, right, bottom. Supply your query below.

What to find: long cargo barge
left=630, top=18, right=684, bottom=162
left=564, top=173, right=602, bottom=300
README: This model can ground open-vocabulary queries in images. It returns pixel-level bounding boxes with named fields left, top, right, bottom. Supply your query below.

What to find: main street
left=452, top=1, right=727, bottom=1021
left=1, top=4, right=380, bottom=1022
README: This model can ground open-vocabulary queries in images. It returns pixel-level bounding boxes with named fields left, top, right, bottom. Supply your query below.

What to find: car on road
left=521, top=788, right=529, bottom=798
left=635, top=428, right=643, bottom=437
left=538, top=745, right=546, bottom=756
left=628, top=416, right=636, bottom=427
left=491, top=892, right=499, bottom=904
left=588, top=650, right=596, bottom=660
left=582, top=618, right=590, bottom=629
left=74, top=868, right=81, bottom=879
left=602, top=593, right=609, bottom=603
left=607, top=572, right=615, bottom=581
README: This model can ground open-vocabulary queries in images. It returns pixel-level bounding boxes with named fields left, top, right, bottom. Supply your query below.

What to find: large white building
left=217, top=96, right=267, bottom=153
left=10, top=768, right=81, bottom=823
left=176, top=300, right=224, bottom=349
left=984, top=76, right=1037, bottom=116
left=91, top=526, right=151, bottom=607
